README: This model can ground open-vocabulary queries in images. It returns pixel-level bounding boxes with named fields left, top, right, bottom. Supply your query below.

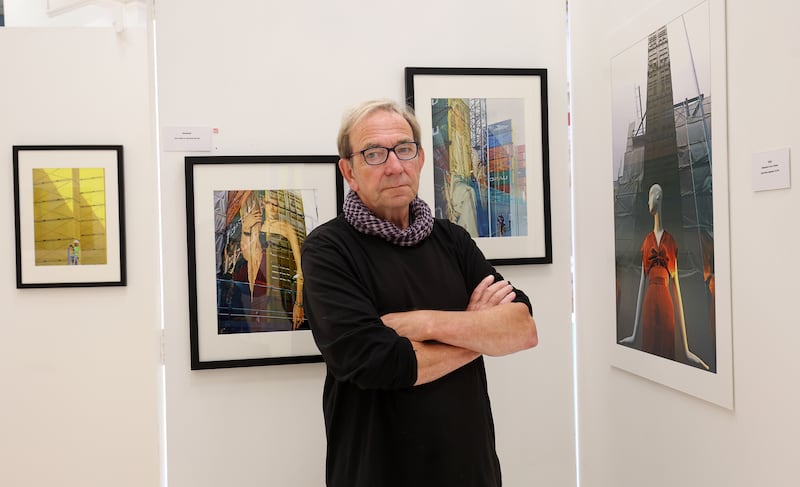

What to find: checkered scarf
left=343, top=190, right=434, bottom=246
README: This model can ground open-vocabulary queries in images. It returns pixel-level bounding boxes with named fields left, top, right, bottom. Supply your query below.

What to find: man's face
left=339, top=110, right=424, bottom=225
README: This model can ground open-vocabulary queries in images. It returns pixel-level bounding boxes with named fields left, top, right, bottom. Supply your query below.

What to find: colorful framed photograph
left=13, top=145, right=126, bottom=288
left=405, top=67, right=552, bottom=265
left=609, top=0, right=733, bottom=409
left=185, top=155, right=344, bottom=369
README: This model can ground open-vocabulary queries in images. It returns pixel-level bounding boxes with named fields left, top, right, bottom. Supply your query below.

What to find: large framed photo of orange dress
left=185, top=155, right=343, bottom=369
left=610, top=0, right=733, bottom=409
left=13, top=145, right=127, bottom=288
left=405, top=67, right=552, bottom=265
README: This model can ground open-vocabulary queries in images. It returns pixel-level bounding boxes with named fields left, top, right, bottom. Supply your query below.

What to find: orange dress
left=640, top=231, right=677, bottom=359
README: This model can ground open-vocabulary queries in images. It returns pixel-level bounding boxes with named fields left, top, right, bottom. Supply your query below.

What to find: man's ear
left=338, top=158, right=358, bottom=192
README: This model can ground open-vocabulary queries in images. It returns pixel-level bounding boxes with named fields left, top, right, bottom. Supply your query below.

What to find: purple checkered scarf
left=343, top=191, right=434, bottom=246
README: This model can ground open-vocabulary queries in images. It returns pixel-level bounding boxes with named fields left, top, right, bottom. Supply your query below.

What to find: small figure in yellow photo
left=67, top=239, right=81, bottom=265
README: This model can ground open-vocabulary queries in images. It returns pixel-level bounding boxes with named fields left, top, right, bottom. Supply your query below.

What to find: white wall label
left=752, top=147, right=791, bottom=192
left=162, top=126, right=213, bottom=152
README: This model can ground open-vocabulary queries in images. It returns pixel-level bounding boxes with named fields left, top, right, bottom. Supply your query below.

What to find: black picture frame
left=405, top=67, right=552, bottom=265
left=185, top=155, right=343, bottom=369
left=13, top=145, right=127, bottom=288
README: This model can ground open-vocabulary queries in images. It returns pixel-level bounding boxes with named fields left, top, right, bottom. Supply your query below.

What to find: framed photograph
left=13, top=145, right=126, bottom=288
left=185, top=155, right=344, bottom=369
left=405, top=67, right=552, bottom=265
left=609, top=0, right=733, bottom=409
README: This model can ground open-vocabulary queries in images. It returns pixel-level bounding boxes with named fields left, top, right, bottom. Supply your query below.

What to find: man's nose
left=383, top=151, right=405, bottom=173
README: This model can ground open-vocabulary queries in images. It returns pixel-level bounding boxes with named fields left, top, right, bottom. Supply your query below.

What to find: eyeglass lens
left=361, top=142, right=418, bottom=165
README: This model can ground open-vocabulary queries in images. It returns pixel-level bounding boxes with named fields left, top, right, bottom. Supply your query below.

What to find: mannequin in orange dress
left=620, top=184, right=708, bottom=370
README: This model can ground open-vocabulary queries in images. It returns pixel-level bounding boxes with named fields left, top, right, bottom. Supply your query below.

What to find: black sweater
left=301, top=214, right=532, bottom=487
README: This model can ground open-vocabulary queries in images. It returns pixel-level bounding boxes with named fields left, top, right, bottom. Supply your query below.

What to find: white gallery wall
left=13, top=0, right=799, bottom=486
left=0, top=24, right=162, bottom=487
left=155, top=0, right=575, bottom=486
left=571, top=0, right=800, bottom=485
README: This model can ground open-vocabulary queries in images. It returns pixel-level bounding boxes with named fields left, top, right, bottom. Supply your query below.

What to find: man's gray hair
left=337, top=99, right=422, bottom=161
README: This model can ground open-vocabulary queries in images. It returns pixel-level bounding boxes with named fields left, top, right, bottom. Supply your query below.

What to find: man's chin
left=386, top=193, right=416, bottom=207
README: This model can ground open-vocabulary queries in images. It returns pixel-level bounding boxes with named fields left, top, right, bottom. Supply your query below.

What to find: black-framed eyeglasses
left=350, top=141, right=419, bottom=166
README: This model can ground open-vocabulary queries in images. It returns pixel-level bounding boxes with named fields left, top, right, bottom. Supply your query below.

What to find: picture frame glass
left=13, top=145, right=126, bottom=288
left=609, top=0, right=733, bottom=409
left=186, top=156, right=343, bottom=369
left=405, top=68, right=552, bottom=265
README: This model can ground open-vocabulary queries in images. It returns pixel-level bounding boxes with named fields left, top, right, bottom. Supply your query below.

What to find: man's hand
left=381, top=275, right=516, bottom=342
left=467, top=275, right=516, bottom=311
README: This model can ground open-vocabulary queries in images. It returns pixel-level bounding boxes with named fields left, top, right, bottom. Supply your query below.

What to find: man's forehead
left=353, top=111, right=412, bottom=138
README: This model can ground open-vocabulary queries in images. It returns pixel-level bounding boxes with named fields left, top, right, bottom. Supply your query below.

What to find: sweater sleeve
left=301, top=224, right=418, bottom=390
left=446, top=220, right=534, bottom=316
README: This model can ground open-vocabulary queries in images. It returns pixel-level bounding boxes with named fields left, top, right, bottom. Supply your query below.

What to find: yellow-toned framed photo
left=13, top=145, right=126, bottom=288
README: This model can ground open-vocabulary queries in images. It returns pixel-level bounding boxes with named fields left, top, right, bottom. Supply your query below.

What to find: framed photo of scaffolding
left=185, top=155, right=343, bottom=369
left=13, top=145, right=127, bottom=288
left=405, top=67, right=552, bottom=265
left=609, top=0, right=733, bottom=409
